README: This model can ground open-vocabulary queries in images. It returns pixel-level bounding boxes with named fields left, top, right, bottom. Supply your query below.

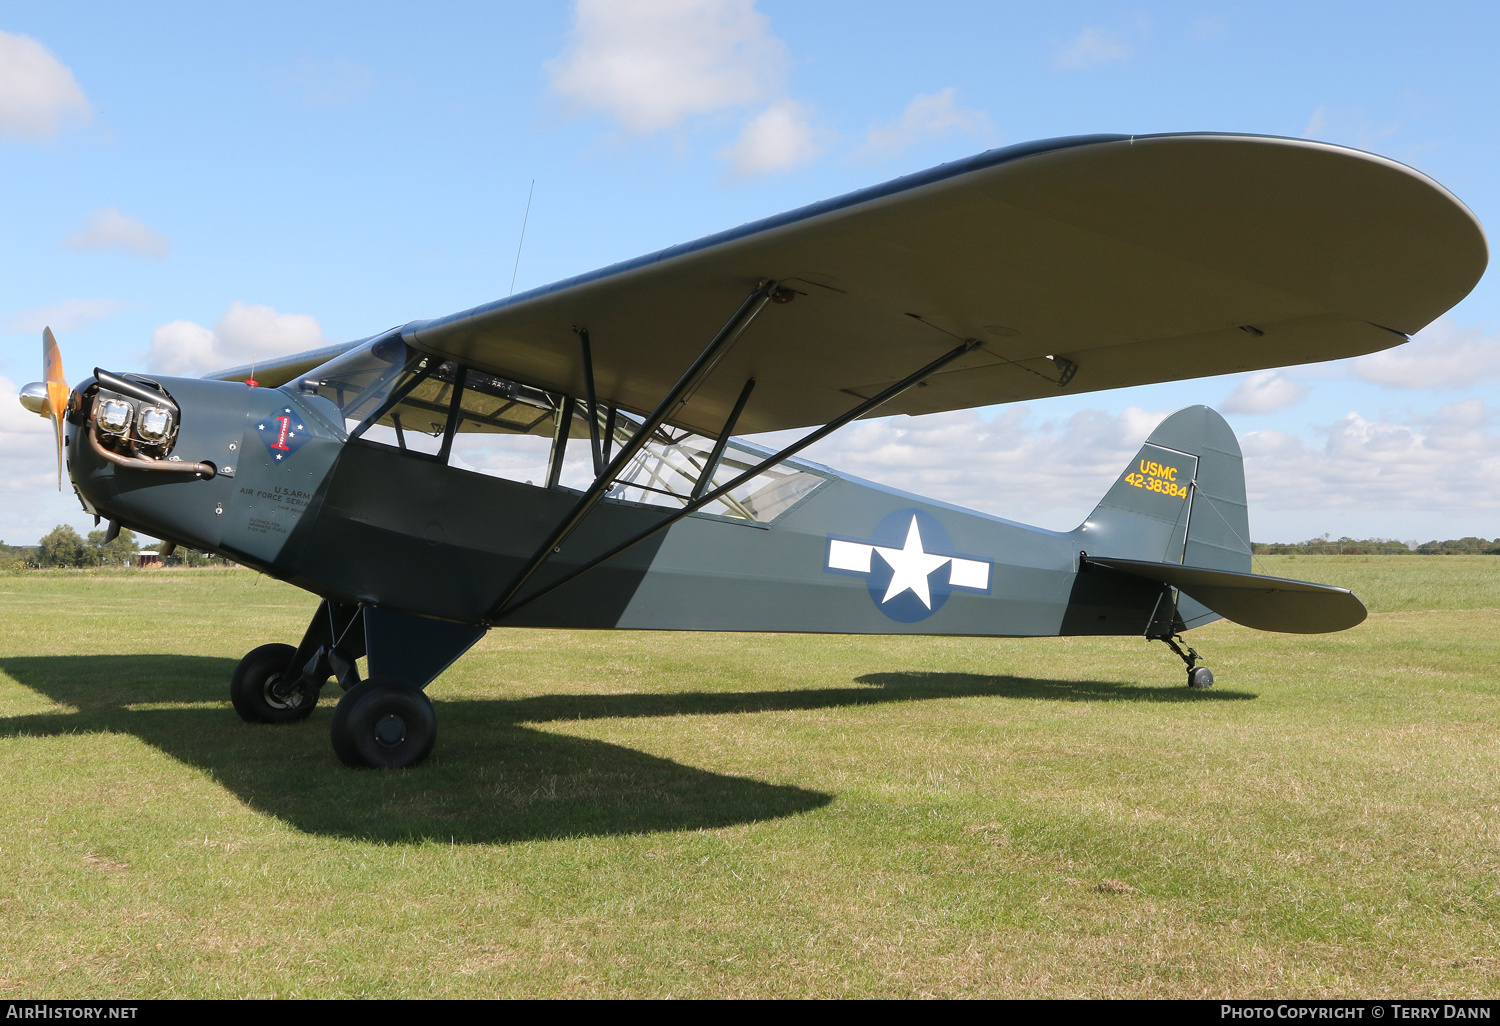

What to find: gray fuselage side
left=69, top=379, right=1177, bottom=638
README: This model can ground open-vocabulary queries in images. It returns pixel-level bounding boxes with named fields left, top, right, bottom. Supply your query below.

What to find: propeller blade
left=42, top=327, right=67, bottom=490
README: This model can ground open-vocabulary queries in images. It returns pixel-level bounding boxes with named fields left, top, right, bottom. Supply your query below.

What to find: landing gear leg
left=1156, top=634, right=1214, bottom=689
left=229, top=599, right=364, bottom=724
left=232, top=603, right=483, bottom=768
left=1145, top=585, right=1213, bottom=688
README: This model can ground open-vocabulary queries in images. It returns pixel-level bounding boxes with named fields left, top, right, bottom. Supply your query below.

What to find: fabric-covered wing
left=206, top=340, right=364, bottom=389
left=214, top=133, right=1488, bottom=435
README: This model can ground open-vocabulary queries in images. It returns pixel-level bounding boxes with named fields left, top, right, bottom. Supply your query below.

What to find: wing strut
left=489, top=334, right=982, bottom=623
left=488, top=279, right=780, bottom=617
left=578, top=328, right=604, bottom=475
left=691, top=376, right=755, bottom=500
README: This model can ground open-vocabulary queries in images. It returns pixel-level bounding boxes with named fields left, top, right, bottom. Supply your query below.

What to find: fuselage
left=66, top=373, right=1169, bottom=638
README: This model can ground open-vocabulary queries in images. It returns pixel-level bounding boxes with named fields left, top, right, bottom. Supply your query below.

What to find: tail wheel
left=330, top=678, right=436, bottom=769
left=230, top=643, right=318, bottom=723
left=1188, top=666, right=1215, bottom=689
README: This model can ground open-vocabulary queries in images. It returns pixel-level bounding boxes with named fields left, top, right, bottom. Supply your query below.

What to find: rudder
left=1076, top=406, right=1251, bottom=628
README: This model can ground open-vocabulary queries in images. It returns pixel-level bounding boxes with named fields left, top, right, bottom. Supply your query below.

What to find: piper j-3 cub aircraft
left=22, top=133, right=1487, bottom=770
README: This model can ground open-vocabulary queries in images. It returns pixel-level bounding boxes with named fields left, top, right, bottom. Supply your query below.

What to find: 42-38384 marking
left=1123, top=458, right=1189, bottom=499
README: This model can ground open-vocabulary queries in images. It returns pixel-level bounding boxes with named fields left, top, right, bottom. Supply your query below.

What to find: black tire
left=230, top=643, right=318, bottom=723
left=1188, top=666, right=1215, bottom=689
left=330, top=678, right=436, bottom=769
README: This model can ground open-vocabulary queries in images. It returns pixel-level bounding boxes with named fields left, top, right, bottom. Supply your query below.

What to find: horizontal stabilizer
left=1085, top=555, right=1367, bottom=634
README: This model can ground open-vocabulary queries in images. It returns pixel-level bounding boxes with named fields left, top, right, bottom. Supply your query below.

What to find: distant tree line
left=3, top=525, right=226, bottom=569
left=1252, top=535, right=1500, bottom=556
left=5, top=525, right=1497, bottom=568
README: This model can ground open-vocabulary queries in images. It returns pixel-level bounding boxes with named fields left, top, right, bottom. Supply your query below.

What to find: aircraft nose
left=67, top=372, right=256, bottom=552
left=81, top=369, right=217, bottom=479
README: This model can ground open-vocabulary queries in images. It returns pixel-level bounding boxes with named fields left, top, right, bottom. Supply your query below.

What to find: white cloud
left=63, top=207, right=171, bottom=259
left=749, top=396, right=1500, bottom=539
left=0, top=374, right=58, bottom=496
left=1351, top=319, right=1500, bottom=390
left=1241, top=400, right=1500, bottom=514
left=1190, top=15, right=1229, bottom=41
left=753, top=405, right=1170, bottom=530
left=271, top=57, right=373, bottom=108
left=1054, top=26, right=1133, bottom=70
left=548, top=0, right=786, bottom=135
left=147, top=302, right=325, bottom=377
left=1302, top=105, right=1329, bottom=139
left=147, top=321, right=217, bottom=377
left=1300, top=103, right=1400, bottom=149
left=1220, top=371, right=1308, bottom=415
left=856, top=88, right=992, bottom=161
left=0, top=30, right=89, bottom=141
left=1, top=374, right=100, bottom=543
left=3, top=298, right=132, bottom=335
left=717, top=100, right=820, bottom=177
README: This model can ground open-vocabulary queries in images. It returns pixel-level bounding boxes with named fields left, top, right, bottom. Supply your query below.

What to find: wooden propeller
left=42, top=327, right=67, bottom=490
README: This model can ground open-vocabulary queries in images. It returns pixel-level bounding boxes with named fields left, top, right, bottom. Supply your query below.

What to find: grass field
left=0, top=556, right=1497, bottom=998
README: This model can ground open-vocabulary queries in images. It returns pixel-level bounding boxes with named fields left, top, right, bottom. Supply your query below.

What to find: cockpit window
left=294, top=333, right=419, bottom=435
left=604, top=420, right=825, bottom=523
left=299, top=338, right=569, bottom=464
left=293, top=337, right=826, bottom=522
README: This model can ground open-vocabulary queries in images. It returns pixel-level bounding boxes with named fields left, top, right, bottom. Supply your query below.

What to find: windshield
left=293, top=332, right=418, bottom=433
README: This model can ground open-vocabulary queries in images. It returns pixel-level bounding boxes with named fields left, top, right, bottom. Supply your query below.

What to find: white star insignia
left=827, top=515, right=991, bottom=609
left=872, top=517, right=952, bottom=608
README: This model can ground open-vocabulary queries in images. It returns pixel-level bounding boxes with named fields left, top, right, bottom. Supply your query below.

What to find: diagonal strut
left=486, top=279, right=778, bottom=619
left=489, top=336, right=982, bottom=622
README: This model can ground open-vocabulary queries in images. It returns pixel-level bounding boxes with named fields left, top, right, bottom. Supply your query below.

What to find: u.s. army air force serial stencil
left=825, top=508, right=991, bottom=622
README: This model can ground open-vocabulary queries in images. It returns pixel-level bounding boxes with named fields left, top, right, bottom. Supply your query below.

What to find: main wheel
left=1188, top=666, right=1215, bottom=689
left=231, top=643, right=318, bottom=723
left=330, top=678, right=436, bottom=769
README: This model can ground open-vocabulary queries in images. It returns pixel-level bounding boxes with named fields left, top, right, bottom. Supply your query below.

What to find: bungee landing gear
left=228, top=599, right=485, bottom=769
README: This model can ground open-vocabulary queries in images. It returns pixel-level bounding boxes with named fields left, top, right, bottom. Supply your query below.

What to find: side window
left=605, top=421, right=825, bottom=523
left=297, top=340, right=823, bottom=516
left=445, top=371, right=559, bottom=485
left=358, top=363, right=460, bottom=458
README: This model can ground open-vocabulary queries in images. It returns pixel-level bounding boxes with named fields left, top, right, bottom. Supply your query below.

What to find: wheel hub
left=262, top=672, right=302, bottom=710
left=374, top=714, right=407, bottom=748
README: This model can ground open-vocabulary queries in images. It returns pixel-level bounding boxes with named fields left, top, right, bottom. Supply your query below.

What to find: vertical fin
left=1075, top=405, right=1252, bottom=629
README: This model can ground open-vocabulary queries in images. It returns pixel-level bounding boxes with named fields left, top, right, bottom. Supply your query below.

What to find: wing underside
left=209, top=133, right=1487, bottom=438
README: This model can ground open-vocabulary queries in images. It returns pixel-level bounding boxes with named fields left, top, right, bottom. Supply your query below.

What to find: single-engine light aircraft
left=21, top=133, right=1487, bottom=769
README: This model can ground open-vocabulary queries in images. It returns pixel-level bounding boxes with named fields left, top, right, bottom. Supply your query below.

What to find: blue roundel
left=863, top=508, right=960, bottom=623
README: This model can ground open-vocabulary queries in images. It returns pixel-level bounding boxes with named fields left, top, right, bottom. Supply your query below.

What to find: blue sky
left=2, top=1, right=1497, bottom=545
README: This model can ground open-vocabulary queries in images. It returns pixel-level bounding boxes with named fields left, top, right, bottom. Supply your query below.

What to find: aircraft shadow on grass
left=0, top=654, right=1253, bottom=845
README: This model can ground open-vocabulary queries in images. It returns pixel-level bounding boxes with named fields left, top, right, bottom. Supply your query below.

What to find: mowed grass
left=0, top=556, right=1497, bottom=998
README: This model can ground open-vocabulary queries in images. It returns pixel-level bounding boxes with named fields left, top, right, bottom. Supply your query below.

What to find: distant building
left=137, top=551, right=160, bottom=568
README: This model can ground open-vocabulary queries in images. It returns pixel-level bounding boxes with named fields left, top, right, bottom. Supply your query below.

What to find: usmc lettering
left=1122, top=458, right=1189, bottom=499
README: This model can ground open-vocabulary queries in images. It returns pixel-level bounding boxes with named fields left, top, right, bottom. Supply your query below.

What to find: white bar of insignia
left=948, top=557, right=990, bottom=590
left=828, top=540, right=874, bottom=573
